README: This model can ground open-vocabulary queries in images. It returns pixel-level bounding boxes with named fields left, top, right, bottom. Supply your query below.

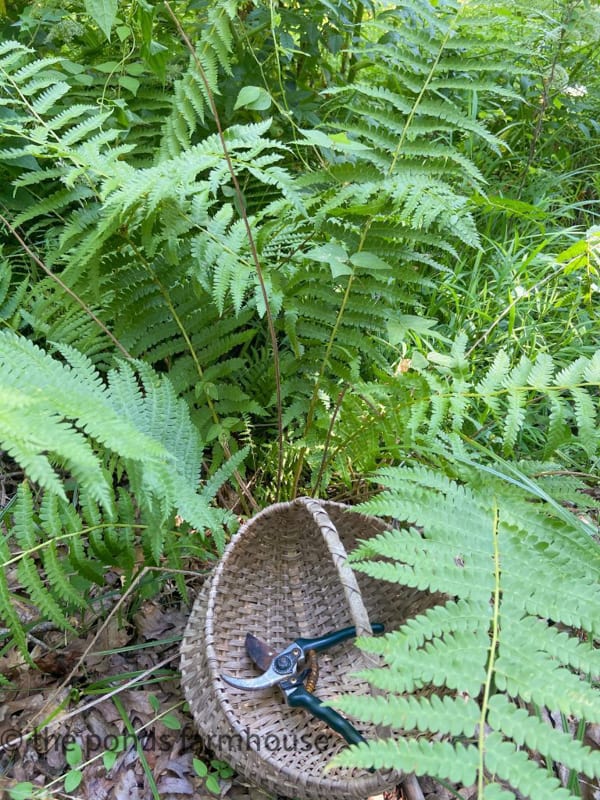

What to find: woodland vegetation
left=0, top=1, right=599, bottom=799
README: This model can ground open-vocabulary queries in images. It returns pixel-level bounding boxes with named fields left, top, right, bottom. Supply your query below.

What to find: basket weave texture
left=180, top=498, right=440, bottom=800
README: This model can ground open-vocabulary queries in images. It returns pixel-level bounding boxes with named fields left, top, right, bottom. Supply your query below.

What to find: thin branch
left=0, top=212, right=132, bottom=359
left=311, top=387, right=347, bottom=498
left=164, top=1, right=284, bottom=500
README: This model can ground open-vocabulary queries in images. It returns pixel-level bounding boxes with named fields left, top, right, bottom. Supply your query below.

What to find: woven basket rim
left=203, top=498, right=386, bottom=765
left=204, top=498, right=356, bottom=722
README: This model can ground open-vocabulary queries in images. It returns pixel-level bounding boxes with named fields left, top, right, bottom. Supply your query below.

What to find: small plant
left=193, top=756, right=235, bottom=795
left=63, top=741, right=84, bottom=793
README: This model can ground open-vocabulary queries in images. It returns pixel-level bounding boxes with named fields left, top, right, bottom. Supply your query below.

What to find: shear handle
left=295, top=623, right=384, bottom=655
left=285, top=684, right=366, bottom=747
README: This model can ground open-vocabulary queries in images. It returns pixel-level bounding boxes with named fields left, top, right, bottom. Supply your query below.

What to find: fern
left=313, top=339, right=600, bottom=493
left=329, top=461, right=600, bottom=798
left=0, top=331, right=235, bottom=661
left=160, top=0, right=240, bottom=157
left=1, top=0, right=541, bottom=500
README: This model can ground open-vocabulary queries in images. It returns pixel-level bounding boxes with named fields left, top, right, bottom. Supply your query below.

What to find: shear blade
left=221, top=671, right=277, bottom=690
left=220, top=632, right=278, bottom=690
left=245, top=632, right=276, bottom=671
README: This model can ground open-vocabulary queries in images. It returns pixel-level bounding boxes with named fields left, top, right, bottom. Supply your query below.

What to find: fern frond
left=330, top=693, right=480, bottom=737
left=43, top=542, right=89, bottom=611
left=160, top=0, right=240, bottom=156
left=484, top=732, right=576, bottom=800
left=17, top=554, right=76, bottom=633
left=335, top=738, right=479, bottom=786
left=487, top=695, right=600, bottom=778
left=0, top=533, right=30, bottom=662
left=332, top=462, right=600, bottom=798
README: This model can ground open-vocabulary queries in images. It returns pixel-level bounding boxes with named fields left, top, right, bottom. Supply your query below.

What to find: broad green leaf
left=298, top=128, right=370, bottom=152
left=306, top=242, right=351, bottom=278
left=65, top=742, right=83, bottom=767
left=85, top=0, right=118, bottom=40
left=205, top=775, right=221, bottom=795
left=298, top=128, right=333, bottom=148
left=387, top=315, right=441, bottom=346
left=64, top=770, right=83, bottom=792
left=116, top=25, right=131, bottom=41
left=193, top=758, right=208, bottom=777
left=118, top=76, right=140, bottom=95
left=93, top=61, right=120, bottom=73
left=8, top=783, right=34, bottom=800
left=350, top=251, right=392, bottom=271
left=234, top=86, right=272, bottom=111
left=161, top=713, right=182, bottom=730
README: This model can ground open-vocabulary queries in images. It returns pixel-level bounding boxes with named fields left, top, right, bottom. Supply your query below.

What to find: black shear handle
left=286, top=685, right=366, bottom=747
left=296, top=622, right=384, bottom=654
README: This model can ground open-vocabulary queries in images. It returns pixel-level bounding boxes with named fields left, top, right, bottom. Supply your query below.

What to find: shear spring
left=305, top=649, right=319, bottom=693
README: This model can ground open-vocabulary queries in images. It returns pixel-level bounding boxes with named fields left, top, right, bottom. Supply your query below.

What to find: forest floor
left=1, top=460, right=598, bottom=800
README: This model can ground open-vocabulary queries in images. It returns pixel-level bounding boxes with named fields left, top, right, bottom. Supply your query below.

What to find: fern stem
left=124, top=237, right=257, bottom=513
left=125, top=238, right=210, bottom=403
left=291, top=269, right=358, bottom=496
left=311, top=385, right=347, bottom=497
left=165, top=1, right=284, bottom=501
left=0, top=212, right=132, bottom=359
left=292, top=5, right=466, bottom=495
left=477, top=500, right=501, bottom=799
left=388, top=5, right=464, bottom=175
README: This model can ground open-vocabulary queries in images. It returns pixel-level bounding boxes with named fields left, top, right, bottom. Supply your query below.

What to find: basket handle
left=297, top=497, right=376, bottom=639
left=297, top=498, right=391, bottom=740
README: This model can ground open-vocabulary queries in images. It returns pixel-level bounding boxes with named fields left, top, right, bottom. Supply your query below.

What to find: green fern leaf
left=484, top=732, right=575, bottom=800
left=43, top=543, right=88, bottom=611
left=17, top=555, right=76, bottom=633
left=0, top=533, right=30, bottom=664
left=331, top=693, right=480, bottom=738
left=488, top=695, right=600, bottom=778
left=333, top=738, right=479, bottom=785
left=339, top=462, right=600, bottom=797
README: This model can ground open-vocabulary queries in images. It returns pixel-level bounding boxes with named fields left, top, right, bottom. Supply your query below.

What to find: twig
left=20, top=567, right=154, bottom=733
left=311, top=386, right=347, bottom=497
left=0, top=652, right=179, bottom=754
left=0, top=211, right=132, bottom=359
left=164, top=1, right=284, bottom=500
left=401, top=774, right=426, bottom=800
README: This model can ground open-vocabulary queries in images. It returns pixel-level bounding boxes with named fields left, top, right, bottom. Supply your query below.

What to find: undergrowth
left=0, top=0, right=598, bottom=796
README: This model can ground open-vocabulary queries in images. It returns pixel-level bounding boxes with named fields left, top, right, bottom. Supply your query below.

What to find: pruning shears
left=221, top=624, right=384, bottom=747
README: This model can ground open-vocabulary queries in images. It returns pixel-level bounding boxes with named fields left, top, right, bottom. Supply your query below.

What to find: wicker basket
left=180, top=497, right=440, bottom=800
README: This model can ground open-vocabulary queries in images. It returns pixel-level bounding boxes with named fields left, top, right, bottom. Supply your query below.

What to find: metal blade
left=220, top=633, right=279, bottom=690
left=245, top=632, right=276, bottom=671
left=221, top=671, right=280, bottom=690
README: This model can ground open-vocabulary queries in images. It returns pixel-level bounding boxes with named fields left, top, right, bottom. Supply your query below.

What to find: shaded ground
left=1, top=457, right=598, bottom=800
left=0, top=571, right=457, bottom=800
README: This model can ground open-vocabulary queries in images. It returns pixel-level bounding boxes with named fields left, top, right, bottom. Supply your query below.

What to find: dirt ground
left=1, top=462, right=598, bottom=800
left=0, top=574, right=466, bottom=800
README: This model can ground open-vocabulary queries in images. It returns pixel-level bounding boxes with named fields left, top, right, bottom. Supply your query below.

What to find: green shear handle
left=286, top=684, right=366, bottom=746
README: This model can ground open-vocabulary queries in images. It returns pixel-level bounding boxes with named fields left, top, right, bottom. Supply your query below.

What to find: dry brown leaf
left=133, top=601, right=187, bottom=641
left=156, top=775, right=195, bottom=794
left=113, top=767, right=142, bottom=800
